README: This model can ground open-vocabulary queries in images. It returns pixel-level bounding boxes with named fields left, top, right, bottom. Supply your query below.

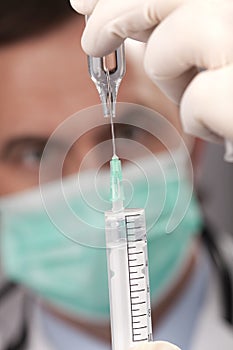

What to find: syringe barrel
left=105, top=208, right=153, bottom=350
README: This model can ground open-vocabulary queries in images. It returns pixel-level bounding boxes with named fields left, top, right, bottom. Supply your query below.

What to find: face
left=0, top=17, right=181, bottom=196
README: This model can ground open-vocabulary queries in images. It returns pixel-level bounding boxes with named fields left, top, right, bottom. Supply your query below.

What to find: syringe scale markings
left=126, top=227, right=142, bottom=231
left=125, top=212, right=152, bottom=343
left=105, top=208, right=152, bottom=350
left=133, top=314, right=147, bottom=317
left=132, top=297, right=146, bottom=305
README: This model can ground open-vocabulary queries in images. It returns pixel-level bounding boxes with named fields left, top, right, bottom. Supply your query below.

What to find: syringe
left=105, top=156, right=153, bottom=350
left=85, top=15, right=152, bottom=349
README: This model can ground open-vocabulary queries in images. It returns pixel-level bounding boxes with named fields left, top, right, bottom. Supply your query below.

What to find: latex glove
left=131, top=341, right=181, bottom=350
left=70, top=0, right=233, bottom=149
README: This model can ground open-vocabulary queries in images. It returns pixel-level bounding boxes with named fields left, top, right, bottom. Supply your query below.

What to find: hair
left=0, top=0, right=77, bottom=46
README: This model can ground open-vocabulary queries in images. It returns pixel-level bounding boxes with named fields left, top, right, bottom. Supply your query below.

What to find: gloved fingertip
left=130, top=341, right=181, bottom=350
left=70, top=0, right=97, bottom=15
left=69, top=0, right=81, bottom=12
left=154, top=341, right=181, bottom=350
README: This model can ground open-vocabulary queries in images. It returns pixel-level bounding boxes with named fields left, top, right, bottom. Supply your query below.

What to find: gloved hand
left=70, top=0, right=233, bottom=145
left=131, top=341, right=181, bottom=350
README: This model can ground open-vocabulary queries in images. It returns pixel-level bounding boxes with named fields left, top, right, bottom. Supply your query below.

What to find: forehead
left=0, top=18, right=96, bottom=137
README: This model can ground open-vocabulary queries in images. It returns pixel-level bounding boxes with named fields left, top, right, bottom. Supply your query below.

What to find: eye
left=18, top=145, right=44, bottom=167
left=115, top=124, right=145, bottom=141
left=0, top=137, right=69, bottom=171
left=0, top=138, right=47, bottom=169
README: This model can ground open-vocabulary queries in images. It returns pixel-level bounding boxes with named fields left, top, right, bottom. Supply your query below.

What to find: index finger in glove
left=131, top=341, right=180, bottom=350
left=70, top=0, right=99, bottom=15
left=71, top=0, right=185, bottom=56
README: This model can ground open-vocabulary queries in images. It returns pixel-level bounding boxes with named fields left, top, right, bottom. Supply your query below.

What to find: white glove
left=131, top=341, right=181, bottom=350
left=70, top=0, right=233, bottom=147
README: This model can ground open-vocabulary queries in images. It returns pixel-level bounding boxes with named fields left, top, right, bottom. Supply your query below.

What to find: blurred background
left=198, top=143, right=233, bottom=237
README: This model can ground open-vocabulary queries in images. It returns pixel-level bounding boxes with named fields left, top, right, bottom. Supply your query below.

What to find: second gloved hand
left=70, top=0, right=233, bottom=143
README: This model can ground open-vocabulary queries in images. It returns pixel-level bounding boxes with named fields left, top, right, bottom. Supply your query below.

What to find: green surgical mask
left=0, top=151, right=202, bottom=321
